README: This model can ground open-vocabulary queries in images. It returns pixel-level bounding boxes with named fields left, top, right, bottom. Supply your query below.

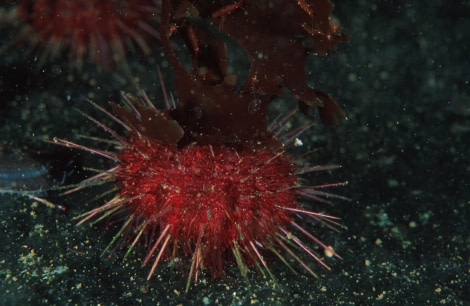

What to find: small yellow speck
left=324, top=246, right=335, bottom=257
left=376, top=291, right=385, bottom=300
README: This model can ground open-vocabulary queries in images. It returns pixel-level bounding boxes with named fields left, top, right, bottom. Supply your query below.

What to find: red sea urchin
left=53, top=92, right=346, bottom=291
left=3, top=0, right=161, bottom=69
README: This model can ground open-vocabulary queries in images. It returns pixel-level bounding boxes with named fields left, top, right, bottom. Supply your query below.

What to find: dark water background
left=1, top=1, right=469, bottom=304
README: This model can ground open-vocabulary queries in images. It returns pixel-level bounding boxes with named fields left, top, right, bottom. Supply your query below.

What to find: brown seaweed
left=162, top=0, right=347, bottom=147
left=114, top=1, right=347, bottom=150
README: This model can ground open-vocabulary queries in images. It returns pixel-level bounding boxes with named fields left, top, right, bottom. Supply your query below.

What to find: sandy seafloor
left=0, top=1, right=469, bottom=305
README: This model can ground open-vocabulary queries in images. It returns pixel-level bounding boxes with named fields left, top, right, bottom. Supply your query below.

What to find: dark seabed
left=1, top=1, right=469, bottom=305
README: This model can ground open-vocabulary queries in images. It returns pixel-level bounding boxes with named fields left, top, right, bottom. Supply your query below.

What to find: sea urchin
left=52, top=92, right=346, bottom=291
left=3, top=0, right=161, bottom=69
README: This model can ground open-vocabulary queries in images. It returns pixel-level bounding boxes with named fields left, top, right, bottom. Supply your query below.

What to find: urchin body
left=53, top=96, right=343, bottom=291
left=118, top=131, right=299, bottom=274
